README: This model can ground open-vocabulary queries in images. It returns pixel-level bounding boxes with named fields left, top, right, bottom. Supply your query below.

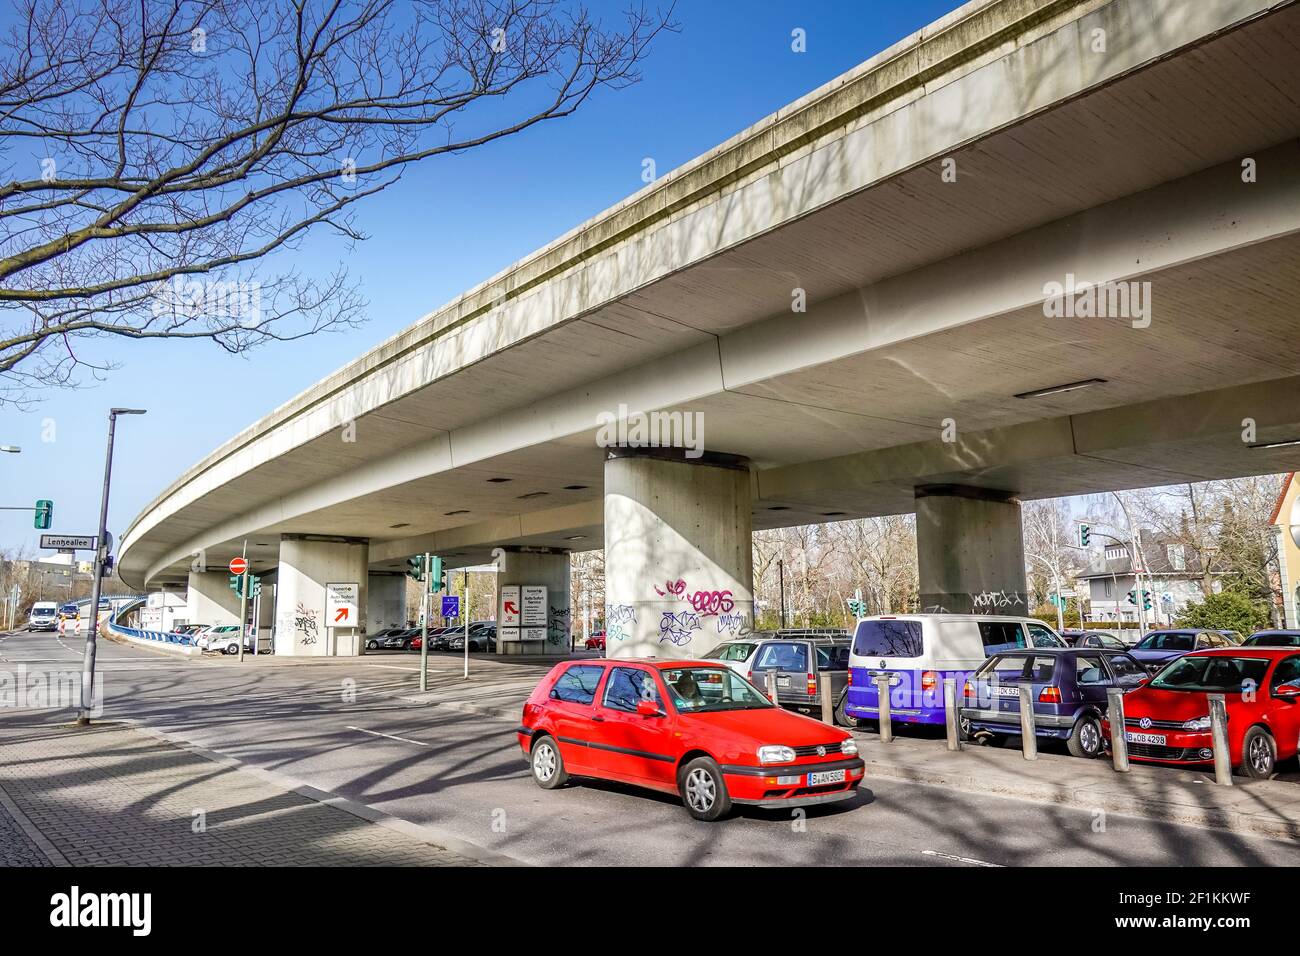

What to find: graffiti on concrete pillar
left=547, top=606, right=571, bottom=646
left=969, top=590, right=1025, bottom=612
left=606, top=604, right=636, bottom=642
left=715, top=611, right=749, bottom=636
left=659, top=610, right=701, bottom=646
left=295, top=603, right=319, bottom=646
left=653, top=579, right=687, bottom=599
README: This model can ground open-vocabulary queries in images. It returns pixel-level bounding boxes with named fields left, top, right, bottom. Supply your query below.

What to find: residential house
left=1076, top=533, right=1217, bottom=627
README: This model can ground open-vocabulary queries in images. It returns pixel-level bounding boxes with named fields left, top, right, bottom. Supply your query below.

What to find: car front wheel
left=833, top=694, right=860, bottom=728
left=1067, top=715, right=1104, bottom=758
left=1239, top=727, right=1276, bottom=779
left=530, top=736, right=568, bottom=789
left=366, top=640, right=378, bottom=649
left=225, top=643, right=239, bottom=655
left=679, top=756, right=732, bottom=822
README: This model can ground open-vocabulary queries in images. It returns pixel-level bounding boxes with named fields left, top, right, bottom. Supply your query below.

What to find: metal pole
left=819, top=675, right=833, bottom=724
left=943, top=678, right=960, bottom=751
left=420, top=552, right=430, bottom=692
left=1018, top=683, right=1038, bottom=760
left=462, top=569, right=470, bottom=680
left=764, top=668, right=779, bottom=703
left=79, top=412, right=117, bottom=725
left=1208, top=693, right=1233, bottom=786
left=778, top=559, right=786, bottom=630
left=237, top=540, right=248, bottom=662
left=1107, top=687, right=1130, bottom=772
left=874, top=674, right=893, bottom=743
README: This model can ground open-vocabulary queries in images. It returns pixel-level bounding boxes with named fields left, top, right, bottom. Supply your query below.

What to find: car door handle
left=589, top=715, right=605, bottom=722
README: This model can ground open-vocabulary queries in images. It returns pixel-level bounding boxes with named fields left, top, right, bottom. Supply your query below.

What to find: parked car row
left=364, top=622, right=498, bottom=653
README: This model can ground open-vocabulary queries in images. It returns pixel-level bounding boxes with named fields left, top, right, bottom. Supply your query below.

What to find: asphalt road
left=3, top=629, right=1299, bottom=867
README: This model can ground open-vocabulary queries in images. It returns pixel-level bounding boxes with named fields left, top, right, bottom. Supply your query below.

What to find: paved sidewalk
left=401, top=677, right=1300, bottom=843
left=0, top=715, right=487, bottom=866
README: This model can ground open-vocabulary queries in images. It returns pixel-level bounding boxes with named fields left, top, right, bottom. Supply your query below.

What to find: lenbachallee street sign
left=39, top=534, right=96, bottom=550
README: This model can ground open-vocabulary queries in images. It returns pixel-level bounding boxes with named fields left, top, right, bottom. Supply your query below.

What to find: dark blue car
left=1128, top=629, right=1241, bottom=672
left=960, top=647, right=1148, bottom=757
left=1242, top=630, right=1300, bottom=647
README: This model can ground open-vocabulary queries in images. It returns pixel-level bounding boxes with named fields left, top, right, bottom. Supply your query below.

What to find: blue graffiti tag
left=659, top=610, right=701, bottom=646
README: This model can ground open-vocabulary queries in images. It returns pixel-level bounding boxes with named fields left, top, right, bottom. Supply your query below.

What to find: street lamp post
left=1027, top=553, right=1066, bottom=633
left=77, top=407, right=146, bottom=726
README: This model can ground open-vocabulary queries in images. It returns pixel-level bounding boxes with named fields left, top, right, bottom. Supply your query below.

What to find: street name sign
left=40, top=534, right=96, bottom=550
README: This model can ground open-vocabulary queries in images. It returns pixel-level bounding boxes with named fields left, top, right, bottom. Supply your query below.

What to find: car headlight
left=756, top=745, right=796, bottom=765
left=840, top=738, right=858, bottom=756
left=1182, top=716, right=1212, bottom=732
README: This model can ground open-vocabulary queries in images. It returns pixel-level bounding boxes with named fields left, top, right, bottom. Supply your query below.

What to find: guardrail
left=106, top=621, right=197, bottom=647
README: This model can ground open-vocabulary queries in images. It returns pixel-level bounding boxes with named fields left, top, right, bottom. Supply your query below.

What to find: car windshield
left=1244, top=633, right=1300, bottom=647
left=661, top=666, right=772, bottom=713
left=1150, top=655, right=1270, bottom=692
left=1135, top=632, right=1194, bottom=651
left=702, top=642, right=755, bottom=662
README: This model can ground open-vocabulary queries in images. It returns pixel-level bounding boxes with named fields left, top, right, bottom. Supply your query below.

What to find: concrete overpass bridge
left=118, top=0, right=1300, bottom=658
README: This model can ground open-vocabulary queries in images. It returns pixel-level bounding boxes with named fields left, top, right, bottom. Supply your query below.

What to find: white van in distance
left=26, top=601, right=59, bottom=631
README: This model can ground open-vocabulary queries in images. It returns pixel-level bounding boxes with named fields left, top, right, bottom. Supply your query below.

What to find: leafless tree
left=0, top=0, right=674, bottom=402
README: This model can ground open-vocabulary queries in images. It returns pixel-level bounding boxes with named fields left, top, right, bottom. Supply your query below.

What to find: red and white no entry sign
left=229, top=557, right=248, bottom=575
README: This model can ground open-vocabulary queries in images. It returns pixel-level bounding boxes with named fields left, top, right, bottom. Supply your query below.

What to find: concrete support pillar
left=366, top=572, right=408, bottom=634
left=604, top=450, right=754, bottom=660
left=495, top=548, right=570, bottom=656
left=185, top=570, right=240, bottom=628
left=273, top=536, right=369, bottom=656
left=915, top=485, right=1027, bottom=616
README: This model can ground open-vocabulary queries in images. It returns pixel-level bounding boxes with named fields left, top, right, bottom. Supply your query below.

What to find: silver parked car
left=700, top=629, right=853, bottom=726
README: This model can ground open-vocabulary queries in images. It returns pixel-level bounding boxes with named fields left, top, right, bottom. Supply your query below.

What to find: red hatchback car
left=1102, top=647, right=1300, bottom=777
left=518, top=659, right=865, bottom=820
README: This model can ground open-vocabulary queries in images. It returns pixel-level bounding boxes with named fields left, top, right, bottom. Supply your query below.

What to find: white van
left=26, top=601, right=59, bottom=631
left=844, top=614, right=1066, bottom=727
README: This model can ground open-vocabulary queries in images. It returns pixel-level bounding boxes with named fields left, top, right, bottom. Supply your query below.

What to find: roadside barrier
left=1106, top=688, right=1130, bottom=772
left=1017, top=684, right=1038, bottom=760
left=1209, top=694, right=1233, bottom=787
left=942, top=678, right=959, bottom=752
left=874, top=674, right=894, bottom=743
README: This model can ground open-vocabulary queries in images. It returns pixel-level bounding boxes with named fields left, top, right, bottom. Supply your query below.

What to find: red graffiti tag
left=687, top=590, right=734, bottom=615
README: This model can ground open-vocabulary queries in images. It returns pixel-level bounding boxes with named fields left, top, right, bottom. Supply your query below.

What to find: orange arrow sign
left=334, top=607, right=349, bottom=623
left=504, top=601, right=519, bottom=615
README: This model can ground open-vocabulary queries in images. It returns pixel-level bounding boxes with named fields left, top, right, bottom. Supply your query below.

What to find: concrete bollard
left=874, top=674, right=893, bottom=744
left=820, top=676, right=834, bottom=724
left=943, top=678, right=959, bottom=752
left=1106, top=687, right=1130, bottom=772
left=1209, top=693, right=1233, bottom=787
left=765, top=669, right=779, bottom=704
left=1018, top=683, right=1038, bottom=760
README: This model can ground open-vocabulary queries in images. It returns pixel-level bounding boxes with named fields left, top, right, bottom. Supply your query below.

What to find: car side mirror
left=1135, top=676, right=1150, bottom=687
left=1275, top=681, right=1300, bottom=700
left=635, top=699, right=662, bottom=717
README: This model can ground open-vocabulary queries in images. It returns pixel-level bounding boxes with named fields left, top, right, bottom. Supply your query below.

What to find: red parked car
left=518, top=659, right=864, bottom=821
left=1102, top=647, right=1300, bottom=777
left=584, top=631, right=606, bottom=651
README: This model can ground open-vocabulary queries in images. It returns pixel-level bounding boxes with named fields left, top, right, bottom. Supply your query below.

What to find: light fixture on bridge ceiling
left=564, top=535, right=587, bottom=541
left=563, top=484, right=589, bottom=490
left=1013, top=377, right=1107, bottom=399
left=517, top=491, right=549, bottom=500
left=389, top=522, right=410, bottom=529
left=1249, top=438, right=1300, bottom=450
left=445, top=509, right=470, bottom=516
left=768, top=505, right=791, bottom=511
left=821, top=511, right=847, bottom=517
left=486, top=477, right=512, bottom=483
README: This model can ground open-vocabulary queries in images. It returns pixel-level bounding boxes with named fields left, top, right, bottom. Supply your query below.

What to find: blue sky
left=0, top=0, right=962, bottom=553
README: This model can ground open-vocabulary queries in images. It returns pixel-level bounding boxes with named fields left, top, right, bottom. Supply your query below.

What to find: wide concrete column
left=273, top=535, right=369, bottom=656
left=185, top=570, right=240, bottom=627
left=366, top=572, right=408, bottom=634
left=915, top=485, right=1027, bottom=615
left=604, top=450, right=753, bottom=660
left=495, top=548, right=570, bottom=656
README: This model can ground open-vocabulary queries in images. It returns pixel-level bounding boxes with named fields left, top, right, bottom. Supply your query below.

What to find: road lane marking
left=347, top=726, right=430, bottom=747
left=921, top=849, right=1003, bottom=867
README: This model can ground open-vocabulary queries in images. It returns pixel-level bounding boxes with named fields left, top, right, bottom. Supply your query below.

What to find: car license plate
left=1126, top=732, right=1165, bottom=745
left=777, top=675, right=790, bottom=686
left=992, top=686, right=1021, bottom=698
left=807, top=769, right=846, bottom=786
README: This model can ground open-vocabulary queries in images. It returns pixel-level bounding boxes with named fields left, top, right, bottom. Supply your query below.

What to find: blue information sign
left=441, top=595, right=460, bottom=618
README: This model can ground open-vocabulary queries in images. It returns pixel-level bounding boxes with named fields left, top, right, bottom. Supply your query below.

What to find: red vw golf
left=518, top=659, right=865, bottom=820
left=1102, top=647, right=1300, bottom=777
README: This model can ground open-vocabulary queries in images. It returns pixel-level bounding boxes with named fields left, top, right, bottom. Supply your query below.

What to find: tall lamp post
left=78, top=407, right=146, bottom=726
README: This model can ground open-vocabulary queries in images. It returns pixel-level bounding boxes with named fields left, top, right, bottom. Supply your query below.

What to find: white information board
left=521, top=586, right=547, bottom=627
left=325, top=582, right=359, bottom=627
left=500, top=586, right=521, bottom=626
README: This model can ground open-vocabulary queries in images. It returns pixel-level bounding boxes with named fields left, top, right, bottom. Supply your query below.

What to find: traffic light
left=406, top=556, right=424, bottom=580
left=34, top=499, right=53, bottom=530
left=100, top=555, right=114, bottom=578
left=1126, top=589, right=1137, bottom=605
left=428, top=556, right=443, bottom=592
left=1077, top=522, right=1091, bottom=548
left=250, top=577, right=262, bottom=598
left=1142, top=590, right=1153, bottom=612
left=229, top=574, right=241, bottom=593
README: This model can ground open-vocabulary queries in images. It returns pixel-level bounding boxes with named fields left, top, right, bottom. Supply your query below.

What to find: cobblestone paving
left=0, top=718, right=481, bottom=866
